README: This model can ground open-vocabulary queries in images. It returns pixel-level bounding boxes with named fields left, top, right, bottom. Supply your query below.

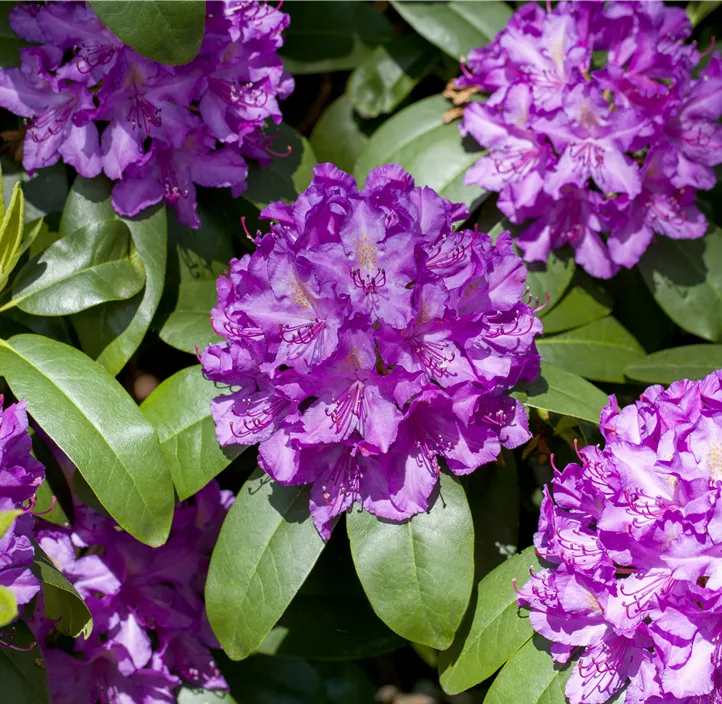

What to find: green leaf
left=2, top=161, right=68, bottom=224
left=0, top=619, right=49, bottom=704
left=11, top=220, right=145, bottom=316
left=88, top=1, right=205, bottom=65
left=310, top=96, right=370, bottom=174
left=206, top=470, right=326, bottom=660
left=0, top=334, right=174, bottom=546
left=159, top=279, right=221, bottom=354
left=482, top=635, right=572, bottom=704
left=513, top=361, right=609, bottom=424
left=0, top=585, right=17, bottom=628
left=537, top=317, right=644, bottom=384
left=61, top=176, right=167, bottom=376
left=347, top=472, right=474, bottom=650
left=0, top=183, right=23, bottom=279
left=177, top=688, right=238, bottom=704
left=439, top=546, right=540, bottom=695
left=390, top=1, right=513, bottom=59
left=541, top=280, right=613, bottom=334
left=348, top=34, right=440, bottom=118
left=141, top=365, right=243, bottom=500
left=280, top=1, right=394, bottom=74
left=354, top=95, right=486, bottom=210
left=0, top=509, right=21, bottom=539
left=32, top=480, right=69, bottom=528
left=526, top=252, right=576, bottom=320
left=625, top=344, right=722, bottom=385
left=31, top=544, right=93, bottom=638
left=639, top=227, right=722, bottom=342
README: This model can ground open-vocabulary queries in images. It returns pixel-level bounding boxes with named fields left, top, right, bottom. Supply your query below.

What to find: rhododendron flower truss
left=518, top=371, right=722, bottom=703
left=0, top=0, right=293, bottom=227
left=202, top=163, right=543, bottom=539
left=456, top=0, right=720, bottom=278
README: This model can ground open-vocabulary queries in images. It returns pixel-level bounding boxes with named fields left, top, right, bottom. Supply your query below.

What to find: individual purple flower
left=456, top=0, right=720, bottom=278
left=0, top=0, right=293, bottom=228
left=202, top=163, right=543, bottom=540
left=517, top=370, right=722, bottom=703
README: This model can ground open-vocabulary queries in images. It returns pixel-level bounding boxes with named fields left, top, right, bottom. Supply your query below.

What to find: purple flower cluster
left=0, top=398, right=45, bottom=633
left=36, top=481, right=232, bottom=703
left=0, top=0, right=293, bottom=228
left=457, top=0, right=721, bottom=278
left=202, top=163, right=542, bottom=539
left=518, top=371, right=722, bottom=703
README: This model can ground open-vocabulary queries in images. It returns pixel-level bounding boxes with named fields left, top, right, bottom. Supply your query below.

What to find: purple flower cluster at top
left=36, top=481, right=232, bottom=703
left=0, top=0, right=293, bottom=228
left=457, top=0, right=721, bottom=279
left=201, top=163, right=542, bottom=539
left=0, top=397, right=45, bottom=634
left=518, top=371, right=722, bottom=703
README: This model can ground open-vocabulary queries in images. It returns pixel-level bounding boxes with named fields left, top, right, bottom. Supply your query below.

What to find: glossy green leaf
left=526, top=253, right=576, bottom=320
left=2, top=161, right=68, bottom=224
left=88, top=1, right=205, bottom=65
left=159, top=279, right=221, bottom=354
left=625, top=344, right=722, bottom=384
left=31, top=544, right=93, bottom=638
left=439, top=546, right=540, bottom=695
left=482, top=635, right=572, bottom=704
left=141, top=365, right=243, bottom=500
left=513, top=361, right=609, bottom=424
left=347, top=472, right=474, bottom=650
left=537, top=317, right=644, bottom=384
left=390, top=1, right=513, bottom=59
left=0, top=509, right=21, bottom=539
left=348, top=34, right=440, bottom=118
left=0, top=619, right=49, bottom=704
left=0, top=585, right=17, bottom=627
left=639, top=227, right=722, bottom=342
left=61, top=176, right=167, bottom=376
left=0, top=334, right=174, bottom=546
left=541, top=281, right=613, bottom=334
left=206, top=470, right=326, bottom=660
left=354, top=95, right=486, bottom=210
left=11, top=220, right=145, bottom=316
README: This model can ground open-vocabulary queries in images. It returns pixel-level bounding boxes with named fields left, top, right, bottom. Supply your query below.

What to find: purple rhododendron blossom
left=457, top=0, right=720, bottom=278
left=202, top=163, right=542, bottom=539
left=0, top=0, right=293, bottom=228
left=518, top=370, right=722, bottom=703
left=35, top=480, right=233, bottom=702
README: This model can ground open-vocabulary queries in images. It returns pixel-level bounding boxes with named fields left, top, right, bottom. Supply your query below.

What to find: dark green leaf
left=354, top=95, right=486, bottom=210
left=0, top=620, right=49, bottom=704
left=0, top=585, right=17, bottom=627
left=482, top=635, right=571, bottom=704
left=390, top=1, right=513, bottom=59
left=625, top=344, right=722, bottom=384
left=512, top=361, right=609, bottom=424
left=526, top=252, right=576, bottom=320
left=0, top=334, right=174, bottom=546
left=141, top=365, right=243, bottom=500
left=88, top=1, right=205, bottom=65
left=439, top=546, right=540, bottom=695
left=347, top=472, right=474, bottom=650
left=2, top=161, right=68, bottom=223
left=541, top=281, right=613, bottom=334
left=11, top=220, right=145, bottom=316
left=159, top=279, right=221, bottom=354
left=639, top=227, right=722, bottom=342
left=31, top=544, right=93, bottom=638
left=348, top=34, right=440, bottom=118
left=537, top=317, right=644, bottom=383
left=206, top=470, right=326, bottom=660
left=310, top=96, right=370, bottom=174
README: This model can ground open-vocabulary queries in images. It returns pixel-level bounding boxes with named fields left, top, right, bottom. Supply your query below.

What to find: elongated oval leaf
left=537, top=317, right=644, bottom=384
left=206, top=470, right=326, bottom=660
left=12, top=220, right=145, bottom=316
left=513, top=361, right=609, bottom=424
left=310, top=96, right=370, bottom=174
left=390, top=1, right=512, bottom=59
left=0, top=183, right=23, bottom=279
left=141, top=365, right=243, bottom=500
left=159, top=280, right=221, bottom=354
left=88, top=1, right=205, bottom=65
left=0, top=585, right=17, bottom=627
left=541, top=281, right=613, bottom=334
left=625, top=344, right=722, bottom=385
left=526, top=252, right=576, bottom=320
left=347, top=473, right=474, bottom=650
left=0, top=619, right=49, bottom=704
left=439, top=546, right=540, bottom=695
left=354, top=95, right=486, bottom=210
left=0, top=334, right=174, bottom=546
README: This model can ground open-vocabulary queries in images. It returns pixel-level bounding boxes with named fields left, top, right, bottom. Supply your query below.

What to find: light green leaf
left=206, top=470, right=326, bottom=660
left=0, top=334, right=174, bottom=546
left=159, top=280, right=221, bottom=354
left=310, top=96, right=370, bottom=174
left=0, top=585, right=17, bottom=628
left=0, top=620, right=49, bottom=704
left=347, top=472, right=474, bottom=650
left=32, top=480, right=69, bottom=528
left=0, top=183, right=23, bottom=280
left=625, top=344, right=722, bottom=385
left=177, top=689, right=238, bottom=704
left=141, top=365, right=243, bottom=500
left=541, top=281, right=613, bottom=334
left=0, top=509, right=21, bottom=539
